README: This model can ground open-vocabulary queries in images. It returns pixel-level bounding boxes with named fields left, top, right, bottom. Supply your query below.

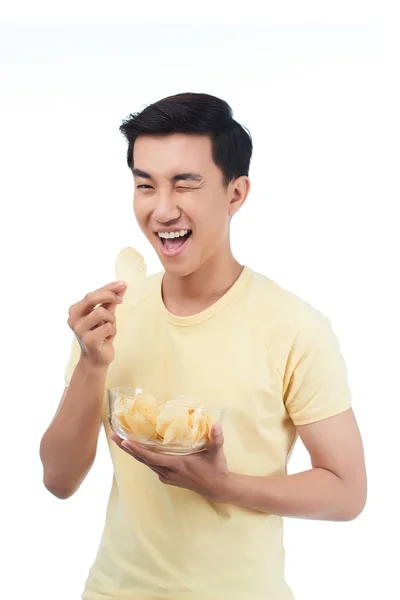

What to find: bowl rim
left=107, top=387, right=226, bottom=412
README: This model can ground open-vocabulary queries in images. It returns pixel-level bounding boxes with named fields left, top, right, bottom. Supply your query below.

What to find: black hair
left=119, top=92, right=252, bottom=186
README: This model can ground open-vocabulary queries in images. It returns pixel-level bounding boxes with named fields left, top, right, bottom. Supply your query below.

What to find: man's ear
left=229, top=176, right=251, bottom=217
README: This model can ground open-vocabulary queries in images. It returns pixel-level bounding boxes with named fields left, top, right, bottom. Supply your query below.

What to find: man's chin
left=157, top=252, right=202, bottom=278
left=160, top=259, right=195, bottom=278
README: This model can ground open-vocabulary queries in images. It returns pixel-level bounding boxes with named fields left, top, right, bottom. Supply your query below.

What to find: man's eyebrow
left=171, top=173, right=203, bottom=182
left=133, top=169, right=202, bottom=183
left=132, top=168, right=152, bottom=179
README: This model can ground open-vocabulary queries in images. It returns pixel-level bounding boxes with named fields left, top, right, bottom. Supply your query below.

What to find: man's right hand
left=67, top=280, right=127, bottom=367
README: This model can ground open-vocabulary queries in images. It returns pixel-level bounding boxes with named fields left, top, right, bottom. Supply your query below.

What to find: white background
left=1, top=13, right=398, bottom=600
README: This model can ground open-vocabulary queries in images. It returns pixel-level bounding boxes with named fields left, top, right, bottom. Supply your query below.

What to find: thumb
left=107, top=282, right=127, bottom=315
left=208, top=422, right=224, bottom=451
left=116, top=284, right=127, bottom=298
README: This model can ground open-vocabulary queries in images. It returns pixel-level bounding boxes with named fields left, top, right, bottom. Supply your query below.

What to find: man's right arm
left=39, top=357, right=108, bottom=499
left=39, top=280, right=127, bottom=499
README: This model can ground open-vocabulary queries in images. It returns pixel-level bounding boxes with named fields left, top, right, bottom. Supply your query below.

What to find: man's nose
left=153, top=190, right=181, bottom=223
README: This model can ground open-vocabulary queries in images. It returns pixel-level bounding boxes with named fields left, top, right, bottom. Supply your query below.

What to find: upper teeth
left=158, top=230, right=189, bottom=239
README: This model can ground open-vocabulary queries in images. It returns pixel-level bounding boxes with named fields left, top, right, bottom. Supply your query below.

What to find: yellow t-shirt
left=64, top=249, right=353, bottom=600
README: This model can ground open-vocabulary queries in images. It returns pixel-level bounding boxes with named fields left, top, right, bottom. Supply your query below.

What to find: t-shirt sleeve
left=282, top=311, right=353, bottom=426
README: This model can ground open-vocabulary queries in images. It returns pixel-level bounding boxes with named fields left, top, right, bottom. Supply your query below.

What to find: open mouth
left=156, top=230, right=192, bottom=255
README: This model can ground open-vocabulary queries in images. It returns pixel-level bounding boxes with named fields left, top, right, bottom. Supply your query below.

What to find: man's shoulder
left=248, top=268, right=329, bottom=333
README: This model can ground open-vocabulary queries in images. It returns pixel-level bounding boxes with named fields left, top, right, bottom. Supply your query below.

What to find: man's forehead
left=133, top=134, right=213, bottom=178
left=134, top=133, right=211, bottom=158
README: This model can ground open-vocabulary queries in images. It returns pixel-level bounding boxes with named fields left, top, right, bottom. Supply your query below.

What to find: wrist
left=77, top=355, right=109, bottom=379
left=212, top=471, right=240, bottom=504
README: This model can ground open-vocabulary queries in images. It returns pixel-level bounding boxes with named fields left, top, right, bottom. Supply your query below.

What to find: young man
left=40, top=93, right=367, bottom=600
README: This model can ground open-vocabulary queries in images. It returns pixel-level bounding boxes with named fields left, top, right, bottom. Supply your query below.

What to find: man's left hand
left=110, top=423, right=230, bottom=502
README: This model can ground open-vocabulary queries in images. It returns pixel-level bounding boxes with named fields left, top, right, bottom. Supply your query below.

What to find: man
left=40, top=92, right=367, bottom=600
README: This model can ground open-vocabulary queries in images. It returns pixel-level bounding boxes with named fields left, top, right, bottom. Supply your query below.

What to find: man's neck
left=161, top=252, right=244, bottom=317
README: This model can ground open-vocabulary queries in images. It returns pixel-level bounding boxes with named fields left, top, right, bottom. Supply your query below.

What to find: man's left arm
left=113, top=406, right=367, bottom=522
left=219, top=407, right=367, bottom=521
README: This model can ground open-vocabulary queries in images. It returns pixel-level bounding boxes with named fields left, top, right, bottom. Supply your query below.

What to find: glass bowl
left=108, top=387, right=225, bottom=455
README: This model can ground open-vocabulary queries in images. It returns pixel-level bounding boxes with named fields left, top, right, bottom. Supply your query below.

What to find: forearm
left=220, top=468, right=360, bottom=521
left=40, top=357, right=108, bottom=497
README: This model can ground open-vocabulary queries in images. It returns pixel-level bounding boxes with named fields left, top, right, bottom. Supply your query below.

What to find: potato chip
left=123, top=396, right=136, bottom=418
left=156, top=403, right=190, bottom=438
left=113, top=395, right=126, bottom=414
left=188, top=407, right=204, bottom=428
left=163, top=418, right=195, bottom=446
left=115, top=247, right=147, bottom=283
left=143, top=404, right=162, bottom=426
left=188, top=422, right=199, bottom=440
left=164, top=398, right=181, bottom=407
left=125, top=410, right=157, bottom=441
left=133, top=392, right=160, bottom=425
left=191, top=413, right=207, bottom=443
left=113, top=412, right=130, bottom=431
left=205, top=414, right=214, bottom=439
left=114, top=247, right=147, bottom=323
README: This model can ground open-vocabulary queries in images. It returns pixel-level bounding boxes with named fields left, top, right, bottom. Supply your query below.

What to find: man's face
left=133, top=133, right=247, bottom=277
